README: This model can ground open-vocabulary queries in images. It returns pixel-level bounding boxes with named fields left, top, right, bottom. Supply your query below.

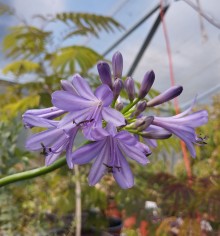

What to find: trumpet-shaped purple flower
left=23, top=114, right=79, bottom=168
left=152, top=100, right=208, bottom=157
left=52, top=74, right=125, bottom=130
left=71, top=123, right=150, bottom=189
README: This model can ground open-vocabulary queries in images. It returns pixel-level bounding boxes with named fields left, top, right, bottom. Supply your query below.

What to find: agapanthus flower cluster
left=23, top=51, right=208, bottom=189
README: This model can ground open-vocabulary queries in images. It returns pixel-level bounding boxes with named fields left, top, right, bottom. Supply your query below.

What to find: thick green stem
left=0, top=141, right=91, bottom=188
left=0, top=157, right=66, bottom=187
left=121, top=98, right=140, bottom=114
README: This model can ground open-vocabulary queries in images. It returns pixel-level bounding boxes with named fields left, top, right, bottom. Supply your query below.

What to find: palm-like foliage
left=1, top=3, right=123, bottom=81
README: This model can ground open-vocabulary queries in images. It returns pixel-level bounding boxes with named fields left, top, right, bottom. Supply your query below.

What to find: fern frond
left=51, top=46, right=102, bottom=73
left=55, top=12, right=123, bottom=38
left=64, top=27, right=98, bottom=39
left=3, top=26, right=51, bottom=59
left=2, top=60, right=41, bottom=76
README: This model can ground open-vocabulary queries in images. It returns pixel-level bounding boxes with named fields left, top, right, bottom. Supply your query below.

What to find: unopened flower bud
left=147, top=85, right=183, bottom=107
left=124, top=77, right=135, bottom=101
left=134, top=101, right=147, bottom=116
left=97, top=61, right=113, bottom=89
left=112, top=51, right=123, bottom=79
left=133, top=116, right=154, bottom=131
left=113, top=79, right=123, bottom=100
left=137, top=116, right=154, bottom=131
left=115, top=102, right=123, bottom=111
left=138, top=70, right=155, bottom=99
left=141, top=130, right=172, bottom=139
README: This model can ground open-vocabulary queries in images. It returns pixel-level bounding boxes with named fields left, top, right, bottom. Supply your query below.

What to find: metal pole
left=102, top=4, right=160, bottom=57
left=126, top=5, right=169, bottom=76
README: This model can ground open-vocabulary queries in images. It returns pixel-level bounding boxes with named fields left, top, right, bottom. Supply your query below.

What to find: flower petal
left=83, top=127, right=109, bottom=141
left=61, top=80, right=78, bottom=95
left=23, top=114, right=59, bottom=128
left=113, top=148, right=134, bottom=189
left=94, top=84, right=113, bottom=106
left=66, top=127, right=79, bottom=168
left=115, top=131, right=137, bottom=146
left=71, top=139, right=106, bottom=165
left=52, top=91, right=96, bottom=111
left=105, top=123, right=117, bottom=136
left=26, top=128, right=65, bottom=151
left=24, top=107, right=60, bottom=116
left=88, top=141, right=109, bottom=186
left=72, top=74, right=97, bottom=100
left=45, top=142, right=67, bottom=166
left=102, top=107, right=125, bottom=126
left=144, top=138, right=157, bottom=148
left=118, top=142, right=148, bottom=165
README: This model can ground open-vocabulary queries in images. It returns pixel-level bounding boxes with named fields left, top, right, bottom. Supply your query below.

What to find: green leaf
left=1, top=95, right=40, bottom=121
left=3, top=26, right=51, bottom=59
left=54, top=12, right=123, bottom=38
left=51, top=46, right=102, bottom=73
left=2, top=60, right=41, bottom=76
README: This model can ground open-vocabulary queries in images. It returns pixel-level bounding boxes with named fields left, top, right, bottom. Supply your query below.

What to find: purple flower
left=71, top=123, right=150, bottom=189
left=52, top=74, right=125, bottom=130
left=152, top=100, right=208, bottom=157
left=23, top=114, right=78, bottom=168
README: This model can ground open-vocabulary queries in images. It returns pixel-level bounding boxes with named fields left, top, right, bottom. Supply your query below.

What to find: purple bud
left=137, top=116, right=154, bottom=131
left=113, top=78, right=123, bottom=100
left=112, top=51, right=123, bottom=79
left=141, top=130, right=172, bottom=139
left=133, top=116, right=154, bottom=131
left=115, top=102, right=124, bottom=111
left=97, top=61, right=113, bottom=89
left=124, top=77, right=135, bottom=101
left=134, top=101, right=147, bottom=116
left=61, top=80, right=76, bottom=94
left=138, top=70, right=155, bottom=99
left=147, top=85, right=183, bottom=107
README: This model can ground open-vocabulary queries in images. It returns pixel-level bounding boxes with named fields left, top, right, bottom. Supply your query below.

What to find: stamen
left=103, top=163, right=114, bottom=173
left=40, top=143, right=49, bottom=156
left=114, top=166, right=121, bottom=172
left=103, top=163, right=121, bottom=173
left=73, top=119, right=94, bottom=126
left=196, top=134, right=208, bottom=145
